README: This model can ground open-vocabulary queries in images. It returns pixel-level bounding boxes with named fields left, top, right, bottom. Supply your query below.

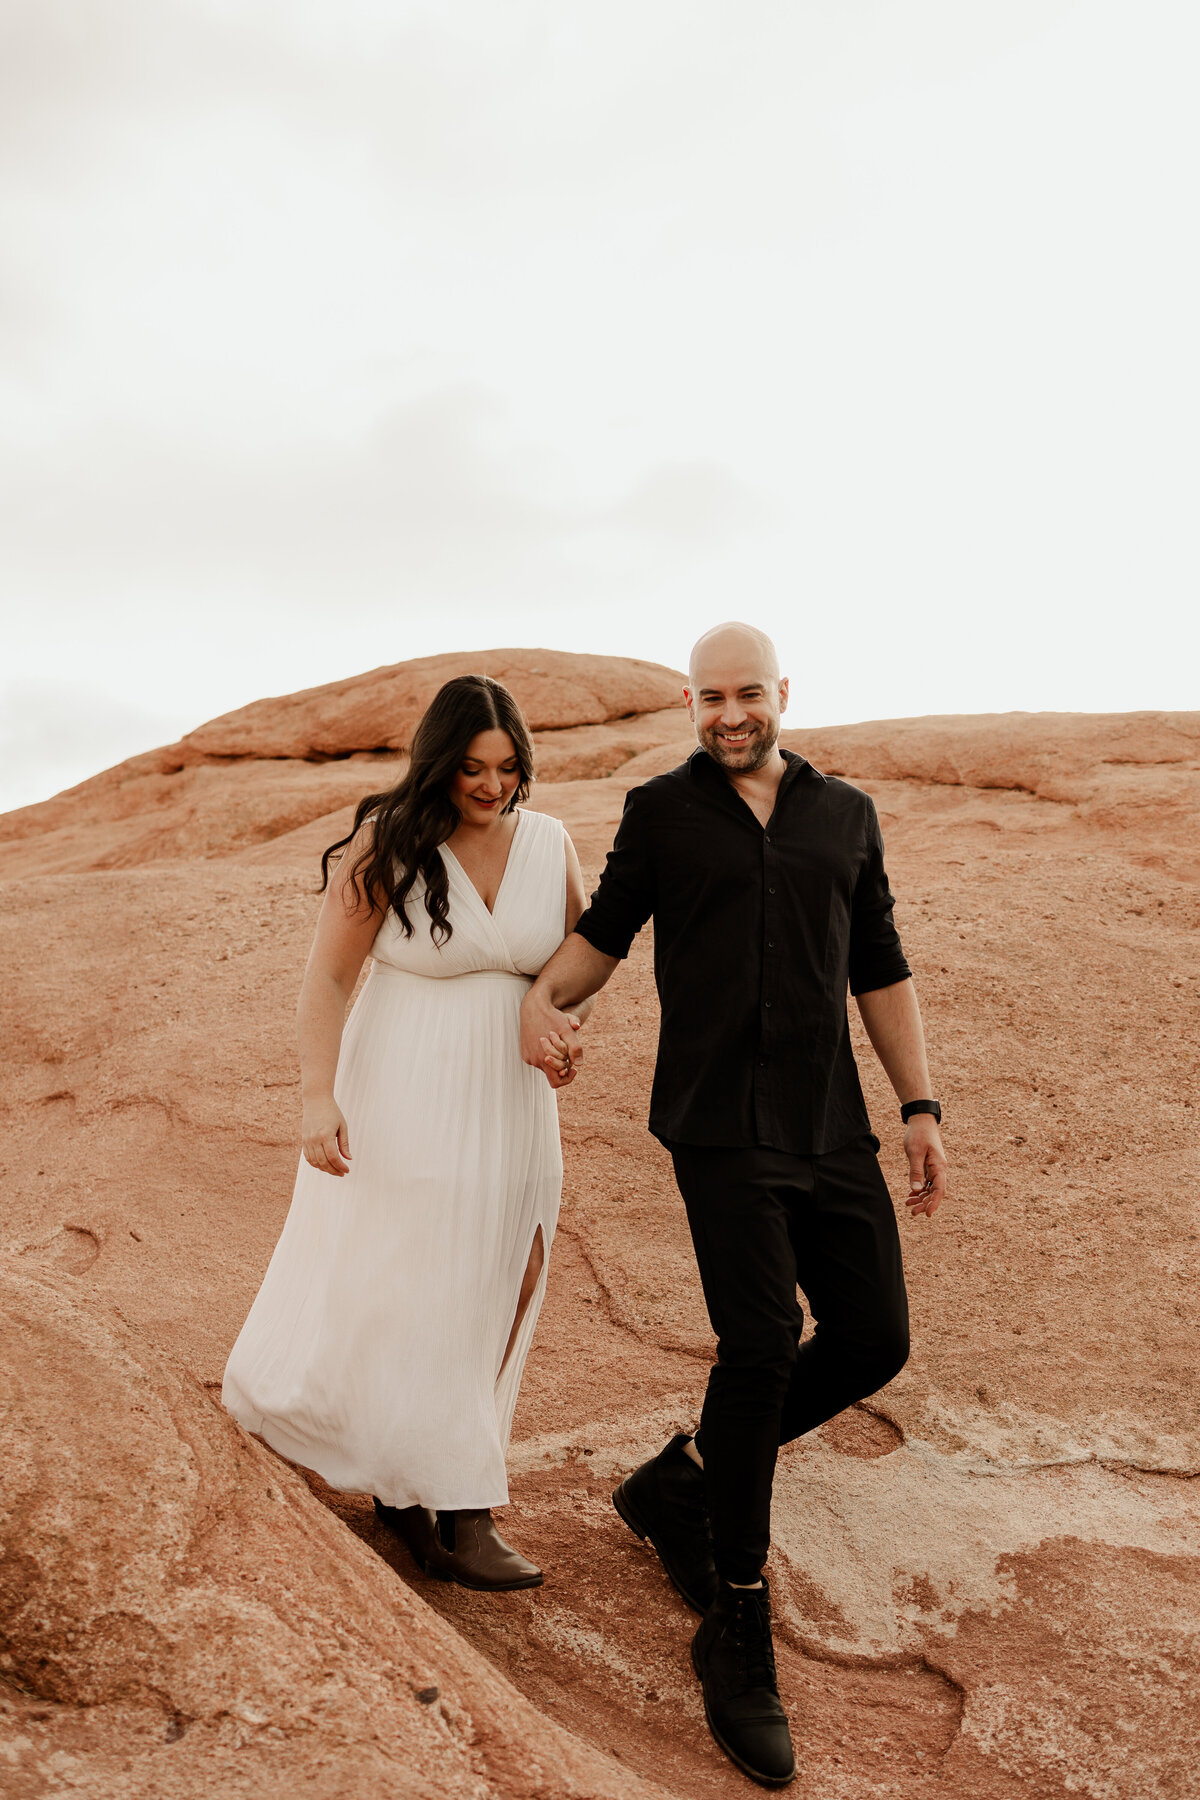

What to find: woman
left=223, top=674, right=589, bottom=1590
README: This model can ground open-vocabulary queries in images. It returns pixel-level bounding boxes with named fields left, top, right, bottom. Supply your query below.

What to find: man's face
left=684, top=660, right=788, bottom=773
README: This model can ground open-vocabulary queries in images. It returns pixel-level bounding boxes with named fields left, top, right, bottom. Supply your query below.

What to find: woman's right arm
left=297, top=827, right=385, bottom=1176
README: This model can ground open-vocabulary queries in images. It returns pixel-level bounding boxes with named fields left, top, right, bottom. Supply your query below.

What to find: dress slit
left=494, top=1222, right=552, bottom=1451
left=499, top=1222, right=547, bottom=1382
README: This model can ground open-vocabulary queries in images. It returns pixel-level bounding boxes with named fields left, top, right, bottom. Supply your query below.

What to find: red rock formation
left=181, top=647, right=687, bottom=758
left=0, top=648, right=689, bottom=877
left=2, top=650, right=1198, bottom=1797
left=0, top=1267, right=666, bottom=1799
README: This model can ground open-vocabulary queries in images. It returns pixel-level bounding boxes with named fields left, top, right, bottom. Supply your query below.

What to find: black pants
left=669, top=1135, right=909, bottom=1587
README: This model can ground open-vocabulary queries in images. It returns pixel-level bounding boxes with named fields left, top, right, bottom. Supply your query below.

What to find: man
left=521, top=623, right=947, bottom=1788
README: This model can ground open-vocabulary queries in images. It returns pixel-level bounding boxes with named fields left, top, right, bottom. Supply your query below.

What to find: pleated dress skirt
left=222, top=806, right=566, bottom=1509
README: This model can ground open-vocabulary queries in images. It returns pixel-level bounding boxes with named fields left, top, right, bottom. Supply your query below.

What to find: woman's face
left=450, top=728, right=521, bottom=826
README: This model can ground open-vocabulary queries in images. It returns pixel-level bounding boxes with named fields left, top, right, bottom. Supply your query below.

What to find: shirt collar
left=687, top=744, right=813, bottom=789
left=685, top=745, right=818, bottom=819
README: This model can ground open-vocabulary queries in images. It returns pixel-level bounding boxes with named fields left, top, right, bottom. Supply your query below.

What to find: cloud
left=0, top=0, right=1196, bottom=753
left=0, top=378, right=770, bottom=628
left=604, top=461, right=773, bottom=542
left=0, top=678, right=184, bottom=813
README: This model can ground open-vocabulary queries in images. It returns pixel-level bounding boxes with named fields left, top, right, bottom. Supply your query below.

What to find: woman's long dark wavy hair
left=320, top=674, right=535, bottom=943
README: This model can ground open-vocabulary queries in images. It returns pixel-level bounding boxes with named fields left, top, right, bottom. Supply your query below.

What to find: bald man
left=521, top=623, right=947, bottom=1787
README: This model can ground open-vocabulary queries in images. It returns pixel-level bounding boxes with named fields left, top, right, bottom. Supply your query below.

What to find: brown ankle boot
left=373, top=1498, right=437, bottom=1572
left=427, top=1509, right=543, bottom=1591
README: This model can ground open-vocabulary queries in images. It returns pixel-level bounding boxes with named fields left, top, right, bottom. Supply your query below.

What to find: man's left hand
left=904, top=1118, right=947, bottom=1218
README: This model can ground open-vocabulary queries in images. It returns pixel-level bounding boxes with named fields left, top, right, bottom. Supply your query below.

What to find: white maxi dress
left=223, top=806, right=566, bottom=1509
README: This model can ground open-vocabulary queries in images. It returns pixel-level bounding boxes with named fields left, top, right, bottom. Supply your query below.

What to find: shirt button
left=764, top=1000, right=772, bottom=1008
left=768, top=885, right=776, bottom=894
left=765, top=834, right=772, bottom=844
left=768, top=940, right=776, bottom=948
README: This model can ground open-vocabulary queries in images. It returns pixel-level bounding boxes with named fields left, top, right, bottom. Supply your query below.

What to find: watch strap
left=900, top=1099, right=942, bottom=1124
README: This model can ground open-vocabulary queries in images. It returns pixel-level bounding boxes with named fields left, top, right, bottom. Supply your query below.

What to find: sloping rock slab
left=0, top=652, right=688, bottom=876
left=612, top=709, right=1200, bottom=799
left=184, top=649, right=686, bottom=759
left=0, top=1265, right=667, bottom=1800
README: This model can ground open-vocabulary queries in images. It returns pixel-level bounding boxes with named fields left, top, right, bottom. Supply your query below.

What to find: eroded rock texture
left=1, top=648, right=1197, bottom=1797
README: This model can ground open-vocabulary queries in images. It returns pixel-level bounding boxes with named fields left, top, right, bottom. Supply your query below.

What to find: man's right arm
left=521, top=784, right=656, bottom=1072
left=520, top=934, right=619, bottom=1070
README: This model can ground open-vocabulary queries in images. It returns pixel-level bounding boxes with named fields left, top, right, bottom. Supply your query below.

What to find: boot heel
left=612, top=1481, right=648, bottom=1540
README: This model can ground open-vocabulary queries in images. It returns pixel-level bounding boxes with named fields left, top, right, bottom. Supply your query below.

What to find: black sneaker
left=691, top=1580, right=795, bottom=1788
left=612, top=1432, right=718, bottom=1613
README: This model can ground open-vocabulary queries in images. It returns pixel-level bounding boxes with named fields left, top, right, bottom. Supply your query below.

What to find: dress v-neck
left=441, top=808, right=525, bottom=918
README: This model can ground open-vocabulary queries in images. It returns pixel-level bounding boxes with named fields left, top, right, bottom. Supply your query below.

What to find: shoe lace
left=728, top=1595, right=777, bottom=1690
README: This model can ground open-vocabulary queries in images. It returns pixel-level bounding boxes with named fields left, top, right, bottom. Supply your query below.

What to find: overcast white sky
left=2, top=0, right=1197, bottom=811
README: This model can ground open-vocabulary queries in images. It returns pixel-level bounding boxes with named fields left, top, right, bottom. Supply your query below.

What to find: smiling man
left=520, top=622, right=947, bottom=1787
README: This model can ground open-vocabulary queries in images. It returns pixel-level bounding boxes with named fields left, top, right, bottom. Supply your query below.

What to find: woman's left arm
left=561, top=832, right=595, bottom=1023
left=564, top=830, right=587, bottom=935
left=539, top=832, right=598, bottom=1084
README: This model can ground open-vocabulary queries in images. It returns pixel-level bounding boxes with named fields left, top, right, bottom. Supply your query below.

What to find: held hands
left=520, top=986, right=585, bottom=1088
left=539, top=1017, right=583, bottom=1089
left=904, top=1117, right=947, bottom=1218
left=302, top=1096, right=352, bottom=1176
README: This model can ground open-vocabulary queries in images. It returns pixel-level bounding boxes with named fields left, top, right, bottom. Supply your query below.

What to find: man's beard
left=698, top=716, right=780, bottom=773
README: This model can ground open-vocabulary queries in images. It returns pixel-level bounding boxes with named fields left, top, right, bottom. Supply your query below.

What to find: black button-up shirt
left=574, top=748, right=912, bottom=1155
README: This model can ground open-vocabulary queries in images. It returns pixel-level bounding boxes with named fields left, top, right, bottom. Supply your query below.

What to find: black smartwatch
left=900, top=1099, right=942, bottom=1124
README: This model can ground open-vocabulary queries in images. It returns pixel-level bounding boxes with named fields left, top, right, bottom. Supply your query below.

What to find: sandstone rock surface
left=0, top=649, right=688, bottom=878
left=182, top=648, right=688, bottom=759
left=2, top=650, right=1198, bottom=1798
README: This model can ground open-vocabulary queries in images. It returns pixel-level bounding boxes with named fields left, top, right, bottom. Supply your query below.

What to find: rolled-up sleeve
left=847, top=799, right=912, bottom=995
left=573, top=785, right=656, bottom=960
